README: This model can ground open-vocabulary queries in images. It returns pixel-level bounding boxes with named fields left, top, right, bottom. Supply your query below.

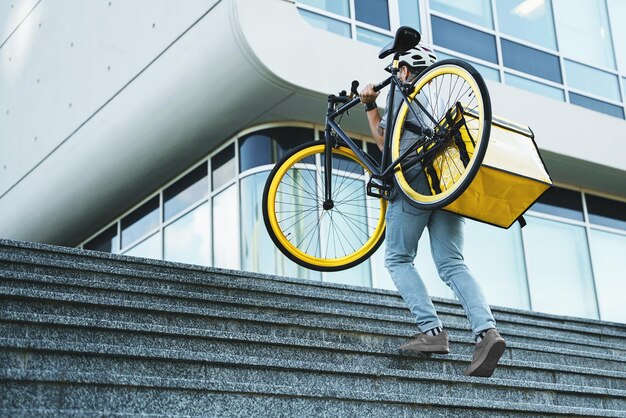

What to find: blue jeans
left=384, top=196, right=496, bottom=336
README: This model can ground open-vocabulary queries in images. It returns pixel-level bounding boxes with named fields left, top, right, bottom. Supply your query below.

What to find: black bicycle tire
left=392, top=58, right=492, bottom=210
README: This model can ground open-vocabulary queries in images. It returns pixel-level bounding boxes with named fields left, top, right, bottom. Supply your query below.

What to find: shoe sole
left=399, top=346, right=449, bottom=355
left=466, top=339, right=506, bottom=377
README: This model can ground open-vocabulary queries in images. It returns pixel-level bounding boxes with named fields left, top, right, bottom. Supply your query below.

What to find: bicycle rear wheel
left=262, top=141, right=386, bottom=272
left=391, top=59, right=492, bottom=210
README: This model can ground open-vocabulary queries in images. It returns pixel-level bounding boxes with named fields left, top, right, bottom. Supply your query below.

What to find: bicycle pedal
left=367, top=178, right=393, bottom=199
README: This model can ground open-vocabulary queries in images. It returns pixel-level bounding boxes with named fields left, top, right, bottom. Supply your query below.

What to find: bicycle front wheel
left=391, top=59, right=492, bottom=210
left=262, top=141, right=386, bottom=272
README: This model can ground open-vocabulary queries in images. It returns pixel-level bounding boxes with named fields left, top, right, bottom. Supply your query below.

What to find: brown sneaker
left=399, top=330, right=449, bottom=354
left=465, top=329, right=506, bottom=377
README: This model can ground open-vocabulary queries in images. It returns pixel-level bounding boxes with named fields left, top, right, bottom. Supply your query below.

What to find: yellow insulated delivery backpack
left=424, top=110, right=552, bottom=229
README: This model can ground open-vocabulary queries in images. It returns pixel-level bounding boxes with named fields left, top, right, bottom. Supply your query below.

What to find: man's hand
left=360, top=84, right=380, bottom=104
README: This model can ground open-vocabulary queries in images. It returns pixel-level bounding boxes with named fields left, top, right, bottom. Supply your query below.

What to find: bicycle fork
left=322, top=126, right=335, bottom=211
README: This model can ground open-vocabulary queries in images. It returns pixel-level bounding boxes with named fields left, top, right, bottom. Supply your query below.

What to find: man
left=360, top=45, right=506, bottom=378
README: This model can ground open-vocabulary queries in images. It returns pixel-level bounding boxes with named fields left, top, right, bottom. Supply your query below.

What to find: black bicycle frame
left=322, top=54, right=434, bottom=205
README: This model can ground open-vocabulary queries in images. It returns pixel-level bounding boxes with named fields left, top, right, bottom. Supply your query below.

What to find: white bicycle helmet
left=402, top=44, right=438, bottom=69
left=385, top=44, right=437, bottom=73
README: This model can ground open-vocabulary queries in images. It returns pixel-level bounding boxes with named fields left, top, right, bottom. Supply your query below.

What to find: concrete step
left=1, top=239, right=625, bottom=417
left=1, top=276, right=625, bottom=373
left=2, top=341, right=625, bottom=417
left=2, top=382, right=623, bottom=417
left=1, top=240, right=625, bottom=339
left=2, top=298, right=625, bottom=391
left=2, top=264, right=625, bottom=357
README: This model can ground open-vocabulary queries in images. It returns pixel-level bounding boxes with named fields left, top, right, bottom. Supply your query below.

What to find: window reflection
left=464, top=220, right=529, bottom=309
left=524, top=216, right=598, bottom=319
left=435, top=50, right=501, bottom=82
left=398, top=0, right=420, bottom=31
left=298, top=0, right=349, bottom=16
left=164, top=203, right=211, bottom=266
left=588, top=229, right=626, bottom=323
left=212, top=144, right=235, bottom=191
left=431, top=16, right=498, bottom=64
left=84, top=224, right=118, bottom=253
left=121, top=196, right=159, bottom=248
left=565, top=60, right=621, bottom=102
left=355, top=0, right=390, bottom=30
left=586, top=194, right=626, bottom=231
left=239, top=127, right=313, bottom=173
left=501, top=39, right=562, bottom=83
left=299, top=9, right=351, bottom=38
left=553, top=0, right=615, bottom=69
left=496, top=0, right=557, bottom=50
left=607, top=0, right=626, bottom=72
left=240, top=173, right=321, bottom=280
left=430, top=0, right=494, bottom=29
left=164, top=163, right=208, bottom=221
left=356, top=27, right=393, bottom=48
left=504, top=72, right=564, bottom=101
left=123, top=233, right=161, bottom=260
left=530, top=186, right=584, bottom=221
left=569, top=92, right=625, bottom=119
left=212, top=186, right=239, bottom=269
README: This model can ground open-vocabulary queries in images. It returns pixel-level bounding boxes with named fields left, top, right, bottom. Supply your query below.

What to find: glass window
left=553, top=0, right=616, bottom=69
left=84, top=224, right=118, bottom=253
left=163, top=163, right=208, bottom=221
left=435, top=50, right=500, bottom=82
left=240, top=172, right=321, bottom=280
left=429, top=0, right=493, bottom=29
left=211, top=144, right=235, bottom=191
left=355, top=0, right=390, bottom=30
left=398, top=0, right=420, bottom=31
left=523, top=216, right=598, bottom=319
left=123, top=233, right=161, bottom=260
left=569, top=92, right=625, bottom=119
left=298, top=0, right=350, bottom=16
left=121, top=196, right=160, bottom=248
left=164, top=203, right=211, bottom=266
left=607, top=0, right=626, bottom=72
left=501, top=39, right=562, bottom=83
left=588, top=229, right=626, bottom=323
left=496, top=0, right=557, bottom=50
left=464, top=220, right=530, bottom=309
left=586, top=194, right=626, bottom=231
left=530, top=186, right=583, bottom=221
left=356, top=27, right=393, bottom=48
left=299, top=9, right=351, bottom=38
left=565, top=60, right=621, bottom=102
left=212, top=185, right=239, bottom=269
left=504, top=72, right=565, bottom=101
left=239, top=127, right=314, bottom=173
left=431, top=16, right=498, bottom=64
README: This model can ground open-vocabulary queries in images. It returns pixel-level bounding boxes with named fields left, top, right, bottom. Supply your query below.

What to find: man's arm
left=360, top=84, right=385, bottom=151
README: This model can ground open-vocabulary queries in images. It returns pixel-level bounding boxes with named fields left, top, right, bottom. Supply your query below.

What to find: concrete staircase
left=1, top=239, right=625, bottom=417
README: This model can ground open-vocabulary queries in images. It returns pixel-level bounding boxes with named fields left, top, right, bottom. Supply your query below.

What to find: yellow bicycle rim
left=266, top=144, right=387, bottom=268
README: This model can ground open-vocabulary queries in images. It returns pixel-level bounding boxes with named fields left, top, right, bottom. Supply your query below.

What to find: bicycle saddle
left=378, top=26, right=421, bottom=59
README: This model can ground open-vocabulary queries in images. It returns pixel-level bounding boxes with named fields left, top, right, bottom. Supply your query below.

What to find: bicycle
left=262, top=26, right=492, bottom=272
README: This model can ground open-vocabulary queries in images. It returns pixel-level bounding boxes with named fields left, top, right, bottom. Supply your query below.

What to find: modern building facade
left=1, top=0, right=625, bottom=324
